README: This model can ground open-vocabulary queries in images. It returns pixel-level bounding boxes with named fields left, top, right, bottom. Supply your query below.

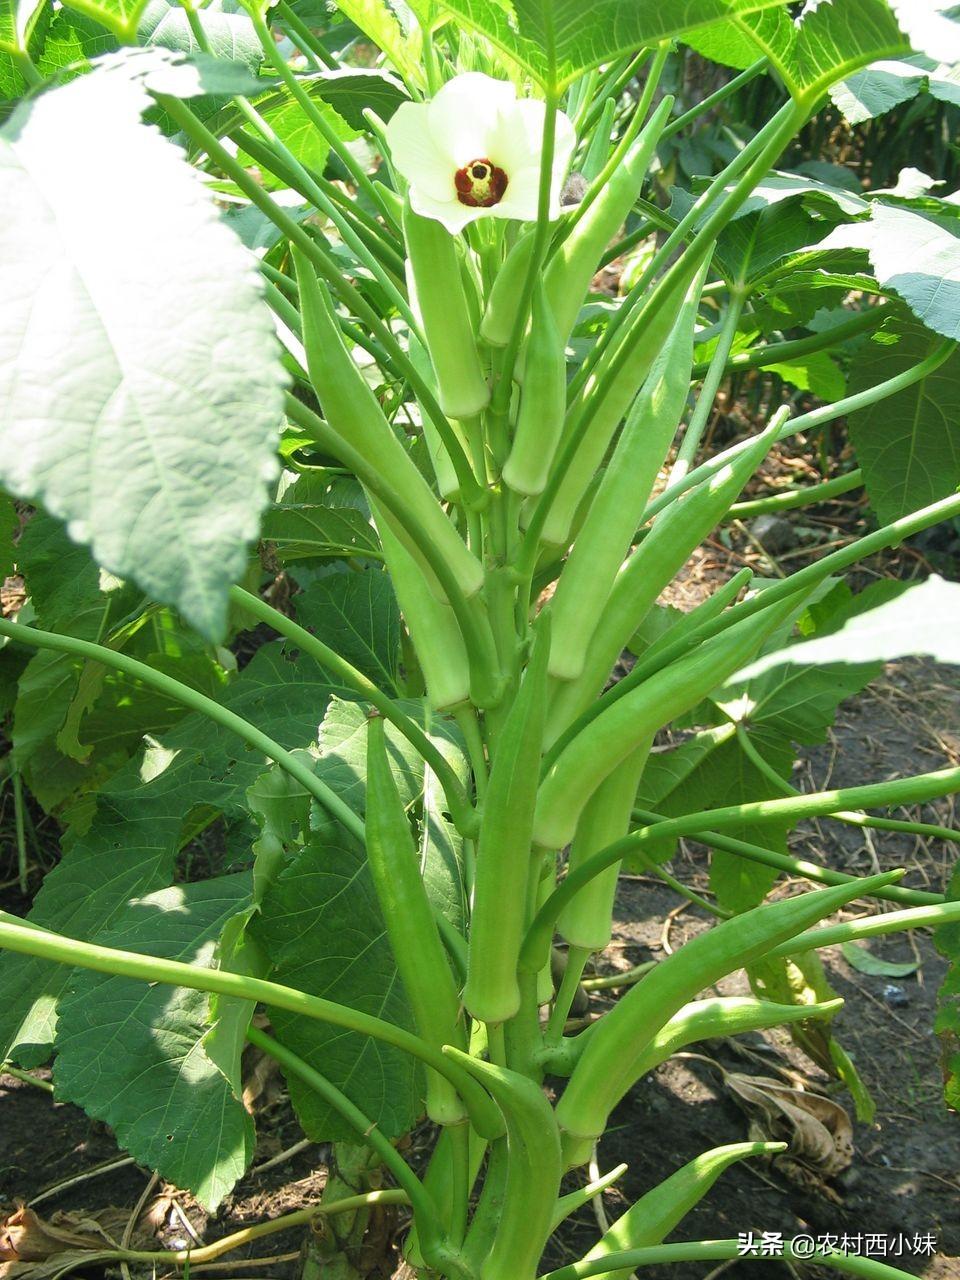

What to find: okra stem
left=522, top=765, right=960, bottom=972
left=727, top=468, right=864, bottom=519
left=0, top=615, right=365, bottom=840
left=0, top=913, right=505, bottom=1140
left=660, top=58, right=769, bottom=141
left=229, top=586, right=477, bottom=834
left=691, top=306, right=887, bottom=380
left=774, top=899, right=960, bottom=956
left=670, top=287, right=746, bottom=485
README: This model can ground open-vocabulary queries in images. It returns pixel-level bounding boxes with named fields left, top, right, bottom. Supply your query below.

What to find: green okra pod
left=545, top=418, right=781, bottom=746
left=540, top=240, right=714, bottom=550
left=578, top=1141, right=788, bottom=1279
left=542, top=95, right=673, bottom=350
left=503, top=280, right=567, bottom=497
left=366, top=715, right=468, bottom=1126
left=556, top=739, right=652, bottom=952
left=534, top=592, right=803, bottom=851
left=293, top=247, right=484, bottom=601
left=372, top=502, right=472, bottom=711
left=408, top=332, right=470, bottom=501
left=462, top=619, right=551, bottom=1024
left=443, top=1048, right=562, bottom=1280
left=480, top=231, right=536, bottom=348
left=547, top=269, right=704, bottom=681
left=555, top=871, right=900, bottom=1145
left=404, top=201, right=490, bottom=419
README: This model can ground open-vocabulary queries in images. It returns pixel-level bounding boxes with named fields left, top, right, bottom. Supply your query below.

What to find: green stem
left=774, top=899, right=960, bottom=956
left=728, top=468, right=863, bottom=519
left=13, top=771, right=28, bottom=895
left=0, top=911, right=504, bottom=1141
left=1, top=1061, right=53, bottom=1092
left=692, top=305, right=887, bottom=379
left=522, top=764, right=960, bottom=970
left=631, top=809, right=942, bottom=907
left=644, top=339, right=956, bottom=523
left=736, top=722, right=960, bottom=849
left=558, top=488, right=960, bottom=754
left=274, top=0, right=339, bottom=68
left=540, top=1237, right=933, bottom=1280
left=0, top=615, right=364, bottom=841
left=159, top=94, right=483, bottom=507
left=230, top=586, right=477, bottom=834
left=246, top=1026, right=439, bottom=1229
left=545, top=945, right=590, bottom=1045
left=660, top=58, right=769, bottom=141
left=671, top=287, right=746, bottom=483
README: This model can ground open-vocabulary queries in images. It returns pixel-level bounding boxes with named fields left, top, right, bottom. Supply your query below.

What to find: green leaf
left=0, top=0, right=49, bottom=98
left=296, top=569, right=401, bottom=692
left=290, top=67, right=410, bottom=131
left=250, top=830, right=422, bottom=1140
left=0, top=491, right=16, bottom=583
left=823, top=203, right=960, bottom=341
left=889, top=0, right=960, bottom=65
left=841, top=941, right=920, bottom=978
left=0, top=51, right=285, bottom=642
left=263, top=474, right=381, bottom=565
left=736, top=576, right=960, bottom=678
left=35, top=8, right=117, bottom=79
left=846, top=321, right=960, bottom=523
left=433, top=0, right=791, bottom=89
left=61, top=0, right=152, bottom=41
left=766, top=352, right=845, bottom=400
left=731, top=0, right=909, bottom=103
left=830, top=57, right=933, bottom=123
left=137, top=0, right=262, bottom=70
left=325, top=0, right=423, bottom=84
left=53, top=875, right=254, bottom=1210
left=0, top=633, right=335, bottom=1066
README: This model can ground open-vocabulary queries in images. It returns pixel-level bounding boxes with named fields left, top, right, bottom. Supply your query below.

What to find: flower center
left=454, top=157, right=508, bottom=208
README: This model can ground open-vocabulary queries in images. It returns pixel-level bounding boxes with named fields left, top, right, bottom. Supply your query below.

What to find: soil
left=3, top=450, right=960, bottom=1279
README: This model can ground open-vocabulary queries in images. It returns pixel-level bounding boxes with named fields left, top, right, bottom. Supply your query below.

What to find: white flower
left=385, top=72, right=576, bottom=235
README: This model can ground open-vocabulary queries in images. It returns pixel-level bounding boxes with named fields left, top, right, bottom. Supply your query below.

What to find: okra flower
left=385, top=72, right=576, bottom=234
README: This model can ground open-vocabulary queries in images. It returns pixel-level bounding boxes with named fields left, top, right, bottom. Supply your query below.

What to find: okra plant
left=3, top=0, right=960, bottom=1276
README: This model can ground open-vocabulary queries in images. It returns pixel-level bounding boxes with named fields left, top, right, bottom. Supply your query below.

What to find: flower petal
left=386, top=100, right=455, bottom=201
left=427, top=72, right=517, bottom=165
left=494, top=164, right=542, bottom=222
left=409, top=184, right=486, bottom=235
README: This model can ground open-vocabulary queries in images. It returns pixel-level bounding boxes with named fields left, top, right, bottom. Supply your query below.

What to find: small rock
left=750, top=513, right=799, bottom=554
left=882, top=983, right=910, bottom=1007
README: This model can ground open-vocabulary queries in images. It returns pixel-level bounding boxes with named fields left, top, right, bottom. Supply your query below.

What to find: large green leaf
left=830, top=54, right=960, bottom=123
left=138, top=0, right=262, bottom=69
left=53, top=876, right=254, bottom=1210
left=0, top=51, right=285, bottom=642
left=934, top=860, right=960, bottom=1109
left=0, top=631, right=335, bottom=1066
left=0, top=0, right=48, bottom=98
left=0, top=492, right=14, bottom=580
left=262, top=473, right=381, bottom=565
left=61, top=0, right=152, bottom=41
left=298, top=569, right=401, bottom=692
left=822, top=203, right=960, bottom=341
left=35, top=8, right=118, bottom=78
left=846, top=320, right=960, bottom=523
left=433, top=0, right=790, bottom=89
left=727, top=0, right=909, bottom=103
left=250, top=828, right=423, bottom=1140
left=327, top=0, right=423, bottom=83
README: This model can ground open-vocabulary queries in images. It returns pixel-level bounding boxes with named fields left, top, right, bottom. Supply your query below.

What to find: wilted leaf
left=725, top=1072, right=854, bottom=1186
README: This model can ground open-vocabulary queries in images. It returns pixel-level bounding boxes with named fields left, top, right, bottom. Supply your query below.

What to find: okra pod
left=503, top=281, right=567, bottom=497
left=545, top=419, right=780, bottom=745
left=580, top=1141, right=787, bottom=1280
left=373, top=502, right=472, bottom=711
left=408, top=332, right=469, bottom=501
left=540, top=241, right=713, bottom=549
left=463, top=619, right=551, bottom=1024
left=366, top=715, right=468, bottom=1126
left=556, top=739, right=652, bottom=952
left=293, top=248, right=484, bottom=600
left=443, top=1048, right=562, bottom=1280
left=555, top=871, right=899, bottom=1144
left=534, top=593, right=802, bottom=851
left=403, top=201, right=490, bottom=419
left=547, top=271, right=703, bottom=681
left=542, top=96, right=673, bottom=350
left=480, top=231, right=536, bottom=348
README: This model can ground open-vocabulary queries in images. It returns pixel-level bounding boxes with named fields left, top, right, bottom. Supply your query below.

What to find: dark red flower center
left=454, top=157, right=509, bottom=207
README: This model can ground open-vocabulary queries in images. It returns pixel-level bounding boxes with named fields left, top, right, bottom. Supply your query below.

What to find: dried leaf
left=725, top=1072, right=854, bottom=1183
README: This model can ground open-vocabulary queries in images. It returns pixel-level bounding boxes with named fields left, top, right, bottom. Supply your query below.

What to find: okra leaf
left=53, top=875, right=254, bottom=1211
left=889, top=0, right=960, bottom=65
left=250, top=831, right=423, bottom=1141
left=61, top=0, right=152, bottom=42
left=138, top=0, right=262, bottom=71
left=934, top=860, right=960, bottom=1109
left=288, top=67, right=410, bottom=132
left=324, top=0, right=423, bottom=85
left=0, top=51, right=285, bottom=643
left=432, top=0, right=790, bottom=90
left=846, top=320, right=960, bottom=522
left=0, top=630, right=335, bottom=1066
left=822, top=203, right=960, bottom=341
left=262, top=473, right=381, bottom=566
left=296, top=569, right=401, bottom=692
left=829, top=55, right=957, bottom=124
left=724, top=0, right=909, bottom=104
left=35, top=8, right=118, bottom=79
left=0, top=491, right=14, bottom=582
left=0, top=0, right=50, bottom=98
